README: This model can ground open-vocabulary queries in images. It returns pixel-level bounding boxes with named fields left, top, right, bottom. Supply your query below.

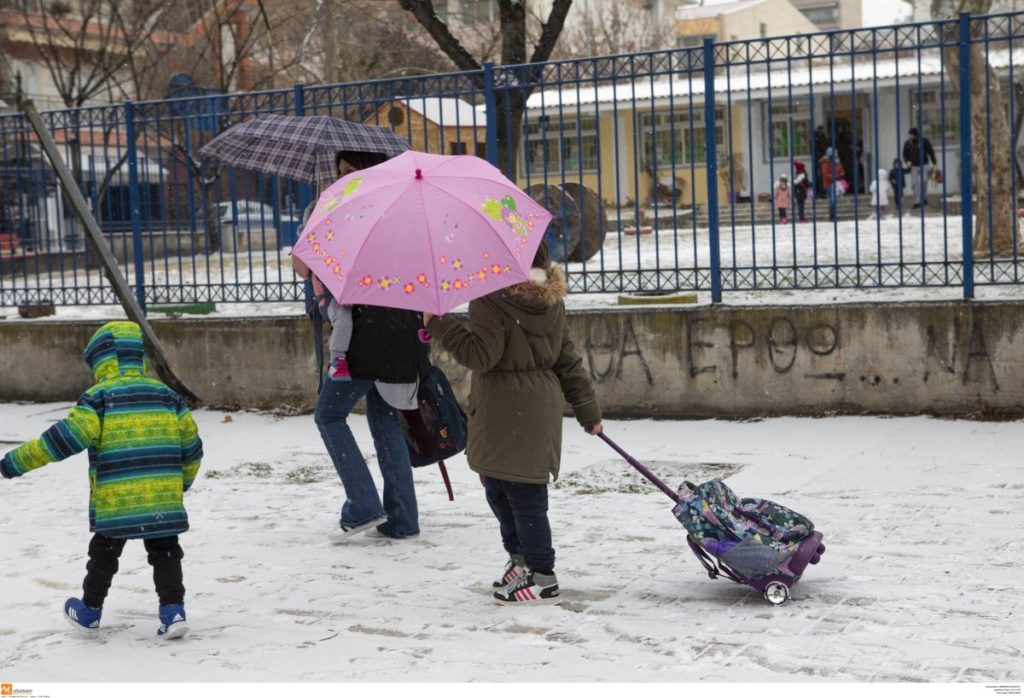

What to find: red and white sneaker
left=492, top=556, right=526, bottom=588
left=493, top=570, right=560, bottom=605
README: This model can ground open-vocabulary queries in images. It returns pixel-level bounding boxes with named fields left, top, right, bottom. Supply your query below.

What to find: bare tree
left=397, top=0, right=573, bottom=178
left=931, top=0, right=1019, bottom=256
left=275, top=0, right=454, bottom=86
left=9, top=0, right=173, bottom=108
left=552, top=0, right=677, bottom=59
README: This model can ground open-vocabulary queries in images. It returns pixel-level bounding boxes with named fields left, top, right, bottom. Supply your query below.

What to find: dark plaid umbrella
left=198, top=114, right=411, bottom=185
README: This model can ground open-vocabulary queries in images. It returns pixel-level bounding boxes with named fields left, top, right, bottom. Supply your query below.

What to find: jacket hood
left=878, top=168, right=888, bottom=180
left=84, top=321, right=149, bottom=381
left=489, top=265, right=568, bottom=336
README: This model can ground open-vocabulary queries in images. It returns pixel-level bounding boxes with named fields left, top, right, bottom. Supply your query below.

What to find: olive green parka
left=426, top=266, right=601, bottom=484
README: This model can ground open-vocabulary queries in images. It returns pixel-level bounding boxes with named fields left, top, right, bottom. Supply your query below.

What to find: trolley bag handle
left=590, top=430, right=680, bottom=503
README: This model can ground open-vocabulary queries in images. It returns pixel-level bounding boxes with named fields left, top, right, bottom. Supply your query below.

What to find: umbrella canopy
left=198, top=114, right=410, bottom=185
left=290, top=150, right=553, bottom=316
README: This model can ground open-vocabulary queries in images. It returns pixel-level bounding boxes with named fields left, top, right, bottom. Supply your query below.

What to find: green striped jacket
left=0, top=321, right=203, bottom=539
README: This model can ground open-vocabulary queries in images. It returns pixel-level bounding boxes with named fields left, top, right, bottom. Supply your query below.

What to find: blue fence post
left=123, top=101, right=147, bottom=313
left=482, top=62, right=499, bottom=167
left=703, top=39, right=722, bottom=303
left=293, top=84, right=314, bottom=212
left=959, top=13, right=974, bottom=300
left=293, top=83, right=315, bottom=308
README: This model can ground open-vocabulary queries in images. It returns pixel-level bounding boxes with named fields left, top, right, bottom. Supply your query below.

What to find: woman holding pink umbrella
left=292, top=151, right=428, bottom=541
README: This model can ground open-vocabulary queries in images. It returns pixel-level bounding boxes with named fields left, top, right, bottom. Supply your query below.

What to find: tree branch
left=396, top=0, right=481, bottom=72
left=529, top=0, right=572, bottom=65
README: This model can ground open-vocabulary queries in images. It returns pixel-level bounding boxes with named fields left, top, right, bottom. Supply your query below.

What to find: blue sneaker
left=64, top=598, right=101, bottom=632
left=157, top=603, right=189, bottom=639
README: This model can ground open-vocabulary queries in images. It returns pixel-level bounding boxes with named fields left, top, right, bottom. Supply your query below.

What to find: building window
left=523, top=114, right=600, bottom=175
left=799, top=3, right=840, bottom=26
left=911, top=88, right=959, bottom=147
left=763, top=100, right=812, bottom=161
left=461, top=0, right=497, bottom=24
left=639, top=108, right=725, bottom=169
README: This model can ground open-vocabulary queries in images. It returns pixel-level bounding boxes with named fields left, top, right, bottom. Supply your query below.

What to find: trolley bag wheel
left=763, top=581, right=790, bottom=606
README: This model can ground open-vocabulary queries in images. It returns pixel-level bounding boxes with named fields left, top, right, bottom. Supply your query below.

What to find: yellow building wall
left=675, top=17, right=722, bottom=42
left=513, top=113, right=615, bottom=204
left=720, top=0, right=817, bottom=41
left=369, top=102, right=486, bottom=156
left=515, top=105, right=745, bottom=209
left=630, top=104, right=746, bottom=208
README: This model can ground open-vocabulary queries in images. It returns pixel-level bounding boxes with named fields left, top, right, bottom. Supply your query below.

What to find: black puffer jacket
left=346, top=305, right=430, bottom=383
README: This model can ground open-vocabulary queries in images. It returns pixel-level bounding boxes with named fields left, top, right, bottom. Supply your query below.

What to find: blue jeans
left=314, top=378, right=419, bottom=537
left=483, top=476, right=554, bottom=575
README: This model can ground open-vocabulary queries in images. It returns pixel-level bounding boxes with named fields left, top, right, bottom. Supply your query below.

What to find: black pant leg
left=502, top=481, right=554, bottom=575
left=483, top=476, right=521, bottom=558
left=82, top=534, right=127, bottom=608
left=143, top=536, right=185, bottom=606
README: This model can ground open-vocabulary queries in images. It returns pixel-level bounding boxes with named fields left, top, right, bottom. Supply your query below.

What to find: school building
left=515, top=48, right=1021, bottom=208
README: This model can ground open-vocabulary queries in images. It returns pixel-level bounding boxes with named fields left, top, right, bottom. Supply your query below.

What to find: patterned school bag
left=672, top=479, right=824, bottom=605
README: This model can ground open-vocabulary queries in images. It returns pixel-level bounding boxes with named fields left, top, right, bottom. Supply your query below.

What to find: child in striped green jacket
left=1, top=321, right=203, bottom=639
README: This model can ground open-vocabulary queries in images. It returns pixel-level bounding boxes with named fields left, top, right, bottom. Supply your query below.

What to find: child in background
left=889, top=159, right=910, bottom=213
left=0, top=321, right=203, bottom=639
left=870, top=168, right=891, bottom=219
left=774, top=175, right=792, bottom=224
left=793, top=161, right=809, bottom=223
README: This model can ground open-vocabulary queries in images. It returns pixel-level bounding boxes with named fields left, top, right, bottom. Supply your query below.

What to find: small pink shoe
left=329, top=356, right=352, bottom=381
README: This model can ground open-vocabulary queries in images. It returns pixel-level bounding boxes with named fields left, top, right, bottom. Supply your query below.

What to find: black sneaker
left=493, top=570, right=560, bottom=605
left=492, top=555, right=526, bottom=588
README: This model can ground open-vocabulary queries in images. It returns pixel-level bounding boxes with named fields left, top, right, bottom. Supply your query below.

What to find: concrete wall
left=2, top=302, right=1023, bottom=416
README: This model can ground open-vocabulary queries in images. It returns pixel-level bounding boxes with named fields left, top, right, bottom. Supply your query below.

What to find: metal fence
left=1, top=11, right=1022, bottom=309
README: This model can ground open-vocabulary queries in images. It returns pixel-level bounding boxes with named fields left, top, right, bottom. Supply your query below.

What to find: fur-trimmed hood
left=489, top=265, right=567, bottom=337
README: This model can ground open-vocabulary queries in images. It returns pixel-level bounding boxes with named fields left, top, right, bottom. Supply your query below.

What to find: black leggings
left=81, top=533, right=185, bottom=608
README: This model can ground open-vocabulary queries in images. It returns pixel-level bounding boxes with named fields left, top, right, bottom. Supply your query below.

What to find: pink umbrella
left=290, top=150, right=553, bottom=316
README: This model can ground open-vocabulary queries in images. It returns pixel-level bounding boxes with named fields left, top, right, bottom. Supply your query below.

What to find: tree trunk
left=960, top=46, right=1018, bottom=256
left=494, top=89, right=526, bottom=180
left=936, top=2, right=1019, bottom=256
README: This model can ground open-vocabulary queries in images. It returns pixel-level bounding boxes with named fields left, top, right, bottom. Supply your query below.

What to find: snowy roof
left=676, top=0, right=770, bottom=20
left=524, top=49, right=1021, bottom=111
left=399, top=97, right=486, bottom=127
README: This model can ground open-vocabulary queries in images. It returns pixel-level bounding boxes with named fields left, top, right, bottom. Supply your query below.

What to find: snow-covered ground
left=0, top=403, right=1020, bottom=683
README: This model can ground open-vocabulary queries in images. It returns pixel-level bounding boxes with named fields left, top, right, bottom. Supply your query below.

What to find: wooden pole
left=18, top=98, right=200, bottom=404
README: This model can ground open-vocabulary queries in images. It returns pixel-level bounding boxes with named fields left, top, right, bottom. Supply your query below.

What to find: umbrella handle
left=594, top=431, right=680, bottom=503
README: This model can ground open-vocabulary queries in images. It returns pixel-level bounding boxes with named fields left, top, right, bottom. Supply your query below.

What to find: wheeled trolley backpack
left=596, top=432, right=825, bottom=605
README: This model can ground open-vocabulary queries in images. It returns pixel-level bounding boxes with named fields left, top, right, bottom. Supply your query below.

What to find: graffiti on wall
left=583, top=316, right=653, bottom=386
left=686, top=316, right=842, bottom=381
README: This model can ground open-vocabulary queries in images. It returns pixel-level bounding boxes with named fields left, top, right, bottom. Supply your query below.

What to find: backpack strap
left=437, top=459, right=454, bottom=502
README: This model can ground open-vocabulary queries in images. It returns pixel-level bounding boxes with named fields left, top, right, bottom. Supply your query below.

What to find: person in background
left=870, top=167, right=891, bottom=219
left=889, top=158, right=910, bottom=214
left=813, top=125, right=830, bottom=199
left=774, top=174, right=792, bottom=224
left=793, top=161, right=810, bottom=223
left=902, top=127, right=937, bottom=208
left=820, top=147, right=845, bottom=222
